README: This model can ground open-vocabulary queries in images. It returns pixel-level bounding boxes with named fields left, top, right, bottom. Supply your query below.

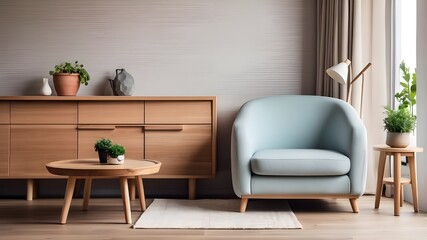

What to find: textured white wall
left=0, top=0, right=316, bottom=197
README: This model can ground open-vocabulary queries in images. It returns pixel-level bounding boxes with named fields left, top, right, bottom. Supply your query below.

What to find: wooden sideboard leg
left=83, top=177, right=92, bottom=211
left=129, top=178, right=136, bottom=201
left=60, top=176, right=77, bottom=224
left=188, top=178, right=196, bottom=200
left=27, top=179, right=34, bottom=201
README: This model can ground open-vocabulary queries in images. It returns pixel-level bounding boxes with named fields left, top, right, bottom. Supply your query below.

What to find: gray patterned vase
left=109, top=68, right=135, bottom=96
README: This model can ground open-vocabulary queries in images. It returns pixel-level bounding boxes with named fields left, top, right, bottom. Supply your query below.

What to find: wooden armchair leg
left=349, top=198, right=359, bottom=213
left=240, top=197, right=248, bottom=213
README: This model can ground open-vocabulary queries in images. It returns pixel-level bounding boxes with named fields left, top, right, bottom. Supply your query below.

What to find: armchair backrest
left=233, top=95, right=359, bottom=151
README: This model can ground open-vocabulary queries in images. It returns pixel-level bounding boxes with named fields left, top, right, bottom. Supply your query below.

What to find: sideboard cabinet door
left=10, top=125, right=77, bottom=177
left=145, top=125, right=213, bottom=178
left=0, top=101, right=9, bottom=124
left=0, top=125, right=9, bottom=176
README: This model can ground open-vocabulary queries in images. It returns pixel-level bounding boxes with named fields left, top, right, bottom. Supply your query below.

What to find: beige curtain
left=316, top=0, right=354, bottom=100
left=317, top=0, right=390, bottom=194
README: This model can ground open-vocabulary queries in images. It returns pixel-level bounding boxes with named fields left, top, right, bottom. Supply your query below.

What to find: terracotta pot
left=53, top=73, right=80, bottom=96
left=386, top=132, right=410, bottom=148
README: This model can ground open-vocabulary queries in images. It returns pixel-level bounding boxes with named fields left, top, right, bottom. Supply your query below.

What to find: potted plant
left=107, top=144, right=126, bottom=165
left=49, top=61, right=90, bottom=96
left=384, top=107, right=416, bottom=148
left=94, top=138, right=113, bottom=164
left=383, top=60, right=417, bottom=148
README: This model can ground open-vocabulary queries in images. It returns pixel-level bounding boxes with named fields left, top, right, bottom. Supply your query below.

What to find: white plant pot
left=386, top=132, right=410, bottom=148
left=107, top=155, right=125, bottom=165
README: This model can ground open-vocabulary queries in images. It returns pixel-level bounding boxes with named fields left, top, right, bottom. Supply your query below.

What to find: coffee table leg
left=60, top=176, right=77, bottom=224
left=129, top=179, right=136, bottom=201
left=83, top=177, right=92, bottom=211
left=135, top=176, right=146, bottom=211
left=120, top=176, right=132, bottom=224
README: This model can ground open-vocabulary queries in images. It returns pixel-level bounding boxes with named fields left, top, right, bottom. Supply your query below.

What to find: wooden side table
left=373, top=145, right=423, bottom=216
left=46, top=159, right=161, bottom=224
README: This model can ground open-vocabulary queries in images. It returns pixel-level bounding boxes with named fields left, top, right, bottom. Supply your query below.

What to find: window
left=393, top=0, right=417, bottom=110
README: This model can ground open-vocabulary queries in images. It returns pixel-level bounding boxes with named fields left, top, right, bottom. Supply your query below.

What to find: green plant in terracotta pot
left=49, top=61, right=90, bottom=96
left=107, top=144, right=126, bottom=165
left=94, top=138, right=113, bottom=164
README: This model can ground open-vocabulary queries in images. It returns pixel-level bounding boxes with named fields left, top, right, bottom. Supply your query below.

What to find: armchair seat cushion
left=250, top=149, right=350, bottom=176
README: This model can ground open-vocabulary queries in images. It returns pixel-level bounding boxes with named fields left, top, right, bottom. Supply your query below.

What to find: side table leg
left=393, top=153, right=402, bottom=216
left=408, top=155, right=419, bottom=212
left=60, top=176, right=77, bottom=224
left=135, top=176, right=146, bottom=211
left=375, top=151, right=386, bottom=208
left=83, top=177, right=92, bottom=211
left=120, top=176, right=132, bottom=224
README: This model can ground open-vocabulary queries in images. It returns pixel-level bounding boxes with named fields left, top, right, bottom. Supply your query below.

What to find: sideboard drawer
left=78, top=126, right=144, bottom=159
left=145, top=101, right=212, bottom=124
left=11, top=101, right=77, bottom=124
left=79, top=101, right=144, bottom=124
left=0, top=101, right=9, bottom=124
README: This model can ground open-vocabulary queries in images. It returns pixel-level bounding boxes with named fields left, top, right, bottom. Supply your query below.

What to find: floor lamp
left=326, top=59, right=372, bottom=118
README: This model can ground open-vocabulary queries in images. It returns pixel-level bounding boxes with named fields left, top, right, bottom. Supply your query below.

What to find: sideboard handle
left=144, top=125, right=183, bottom=131
left=77, top=125, right=116, bottom=130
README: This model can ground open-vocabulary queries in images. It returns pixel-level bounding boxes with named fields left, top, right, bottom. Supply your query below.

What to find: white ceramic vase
left=107, top=155, right=125, bottom=165
left=40, top=77, right=52, bottom=96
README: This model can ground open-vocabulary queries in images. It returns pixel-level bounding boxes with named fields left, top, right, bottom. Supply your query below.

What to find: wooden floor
left=1, top=195, right=427, bottom=239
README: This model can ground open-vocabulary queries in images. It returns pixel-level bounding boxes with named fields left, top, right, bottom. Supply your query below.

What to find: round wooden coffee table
left=46, top=159, right=161, bottom=224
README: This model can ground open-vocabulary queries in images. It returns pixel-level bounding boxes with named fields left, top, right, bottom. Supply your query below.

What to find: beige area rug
left=133, top=199, right=302, bottom=229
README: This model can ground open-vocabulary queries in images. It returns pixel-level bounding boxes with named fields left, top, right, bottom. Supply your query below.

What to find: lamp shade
left=326, top=59, right=351, bottom=84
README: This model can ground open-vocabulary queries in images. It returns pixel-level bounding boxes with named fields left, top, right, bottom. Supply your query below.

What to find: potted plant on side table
left=107, top=144, right=126, bottom=165
left=383, top=60, right=417, bottom=148
left=384, top=107, right=416, bottom=148
left=49, top=61, right=90, bottom=96
left=94, top=138, right=113, bottom=164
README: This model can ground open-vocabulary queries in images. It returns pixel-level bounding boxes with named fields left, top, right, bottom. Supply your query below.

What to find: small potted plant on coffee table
left=107, top=144, right=126, bottom=165
left=94, top=138, right=113, bottom=164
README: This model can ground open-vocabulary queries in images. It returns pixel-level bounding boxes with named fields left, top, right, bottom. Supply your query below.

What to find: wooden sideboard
left=0, top=96, right=217, bottom=200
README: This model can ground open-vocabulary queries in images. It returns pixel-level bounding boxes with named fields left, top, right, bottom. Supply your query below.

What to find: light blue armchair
left=231, top=95, right=367, bottom=212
